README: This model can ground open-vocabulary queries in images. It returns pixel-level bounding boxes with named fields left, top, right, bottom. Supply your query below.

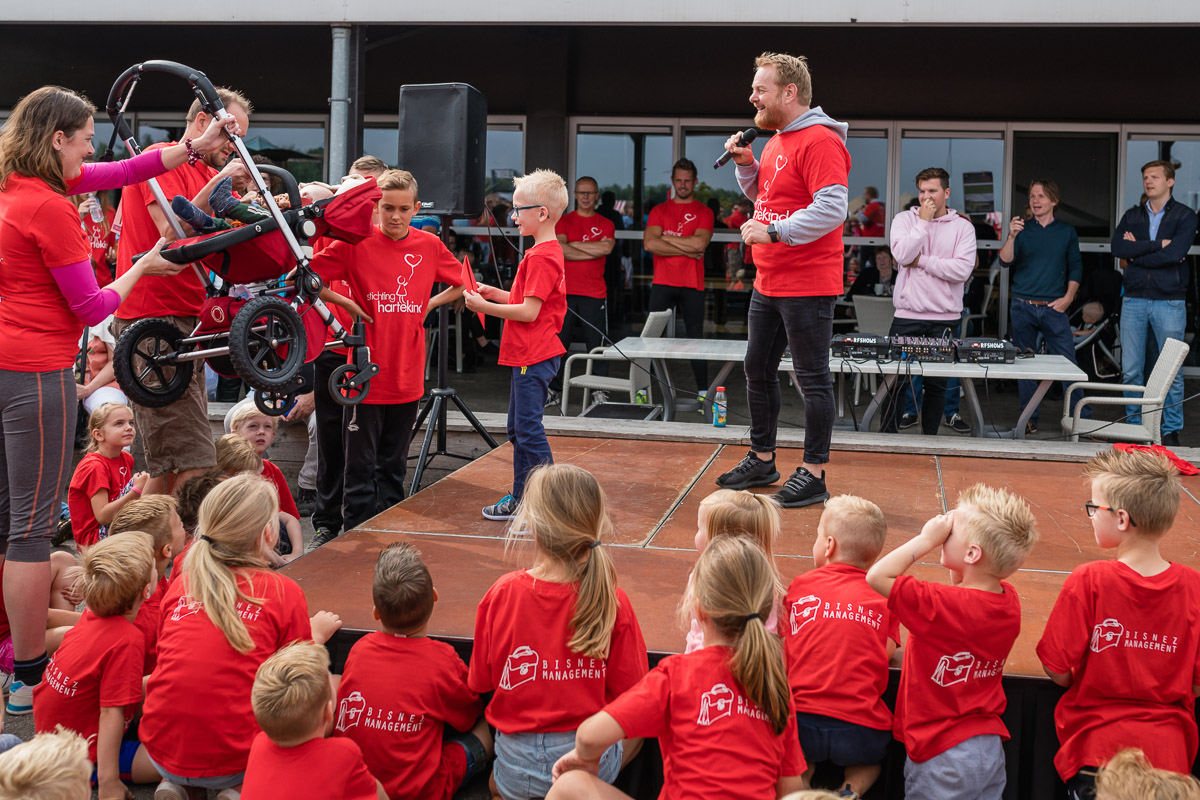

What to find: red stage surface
left=283, top=436, right=1200, bottom=679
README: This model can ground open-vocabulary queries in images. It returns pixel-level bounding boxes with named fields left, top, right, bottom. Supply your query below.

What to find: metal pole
left=329, top=24, right=352, bottom=182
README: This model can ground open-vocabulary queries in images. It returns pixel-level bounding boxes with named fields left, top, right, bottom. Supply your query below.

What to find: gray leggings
left=0, top=368, right=74, bottom=562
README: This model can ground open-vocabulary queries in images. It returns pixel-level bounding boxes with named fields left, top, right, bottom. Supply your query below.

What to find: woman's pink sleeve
left=49, top=260, right=121, bottom=325
left=69, top=150, right=167, bottom=195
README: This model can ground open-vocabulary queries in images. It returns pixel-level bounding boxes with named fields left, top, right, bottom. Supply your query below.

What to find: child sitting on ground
left=166, top=469, right=225, bottom=590
left=33, top=533, right=162, bottom=798
left=67, top=403, right=148, bottom=548
left=108, top=495, right=185, bottom=674
left=336, top=543, right=490, bottom=799
left=0, top=728, right=92, bottom=800
left=217, top=430, right=302, bottom=564
left=1037, top=449, right=1200, bottom=799
left=1093, top=748, right=1200, bottom=800
left=242, top=642, right=383, bottom=800
left=469, top=464, right=648, bottom=800
left=547, top=536, right=806, bottom=799
left=783, top=495, right=899, bottom=800
left=867, top=484, right=1037, bottom=800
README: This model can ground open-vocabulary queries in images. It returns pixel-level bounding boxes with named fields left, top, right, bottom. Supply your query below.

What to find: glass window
left=846, top=131, right=888, bottom=235
left=485, top=128, right=523, bottom=197
left=241, top=125, right=326, bottom=183
left=135, top=124, right=174, bottom=150
left=899, top=132, right=1005, bottom=227
left=1011, top=132, right=1116, bottom=239
left=361, top=127, right=398, bottom=168
left=681, top=129, right=771, bottom=218
left=1124, top=138, right=1200, bottom=212
left=91, top=121, right=131, bottom=161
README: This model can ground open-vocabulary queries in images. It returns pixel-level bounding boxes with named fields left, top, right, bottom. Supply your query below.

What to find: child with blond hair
left=1038, top=449, right=1200, bottom=799
left=67, top=402, right=148, bottom=548
left=1093, top=748, right=1200, bottom=800
left=465, top=170, right=569, bottom=521
left=217, top=431, right=302, bottom=564
left=0, top=728, right=92, bottom=800
left=784, top=495, right=899, bottom=799
left=242, top=642, right=384, bottom=800
left=33, top=533, right=161, bottom=799
left=867, top=484, right=1037, bottom=799
left=469, top=464, right=648, bottom=800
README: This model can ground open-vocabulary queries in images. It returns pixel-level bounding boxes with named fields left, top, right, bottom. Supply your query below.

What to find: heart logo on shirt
left=404, top=253, right=423, bottom=268
left=683, top=213, right=696, bottom=224
left=775, top=155, right=789, bottom=174
left=590, top=227, right=602, bottom=238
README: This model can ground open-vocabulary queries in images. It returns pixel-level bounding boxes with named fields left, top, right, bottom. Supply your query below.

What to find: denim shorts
left=90, top=740, right=143, bottom=784
left=795, top=711, right=891, bottom=766
left=493, top=729, right=622, bottom=800
left=146, top=752, right=244, bottom=791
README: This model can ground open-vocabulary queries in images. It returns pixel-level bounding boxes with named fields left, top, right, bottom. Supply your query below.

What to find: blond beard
left=755, top=105, right=784, bottom=131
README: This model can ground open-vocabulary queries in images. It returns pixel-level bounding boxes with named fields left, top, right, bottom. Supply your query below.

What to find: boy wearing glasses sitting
left=465, top=170, right=568, bottom=520
left=1037, top=448, right=1200, bottom=800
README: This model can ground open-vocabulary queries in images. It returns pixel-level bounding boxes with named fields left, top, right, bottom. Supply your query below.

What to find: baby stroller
left=105, top=61, right=381, bottom=415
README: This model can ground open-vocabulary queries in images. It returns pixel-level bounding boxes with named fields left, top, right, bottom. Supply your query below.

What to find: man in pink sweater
left=881, top=167, right=977, bottom=435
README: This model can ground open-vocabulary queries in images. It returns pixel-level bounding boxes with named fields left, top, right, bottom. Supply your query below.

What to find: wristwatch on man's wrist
left=766, top=223, right=779, bottom=243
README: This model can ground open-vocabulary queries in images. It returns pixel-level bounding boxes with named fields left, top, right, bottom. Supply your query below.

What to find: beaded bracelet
left=184, top=138, right=201, bottom=167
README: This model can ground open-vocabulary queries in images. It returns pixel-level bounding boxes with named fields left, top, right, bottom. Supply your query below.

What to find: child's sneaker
left=5, top=680, right=34, bottom=715
left=154, top=781, right=189, bottom=800
left=715, top=451, right=780, bottom=490
left=482, top=495, right=518, bottom=521
left=773, top=467, right=829, bottom=508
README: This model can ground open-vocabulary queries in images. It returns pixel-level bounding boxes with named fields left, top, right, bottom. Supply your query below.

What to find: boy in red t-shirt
left=242, top=642, right=382, bottom=800
left=867, top=485, right=1037, bottom=800
left=335, top=543, right=491, bottom=799
left=465, top=170, right=569, bottom=520
left=227, top=406, right=304, bottom=560
left=33, top=534, right=161, bottom=798
left=1037, top=449, right=1200, bottom=799
left=783, top=494, right=899, bottom=798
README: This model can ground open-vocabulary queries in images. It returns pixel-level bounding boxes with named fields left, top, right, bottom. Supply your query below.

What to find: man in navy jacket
left=1111, top=159, right=1197, bottom=446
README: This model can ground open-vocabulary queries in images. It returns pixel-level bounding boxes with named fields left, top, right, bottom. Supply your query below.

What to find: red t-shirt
left=142, top=568, right=312, bottom=777
left=1036, top=560, right=1200, bottom=779
left=750, top=127, right=850, bottom=298
left=556, top=211, right=615, bottom=298
left=646, top=200, right=714, bottom=291
left=316, top=227, right=463, bottom=404
left=134, top=574, right=171, bottom=675
left=336, top=632, right=483, bottom=799
left=606, top=645, right=806, bottom=800
left=724, top=210, right=748, bottom=252
left=888, top=576, right=1020, bottom=762
left=859, top=200, right=886, bottom=238
left=115, top=143, right=217, bottom=319
left=0, top=173, right=92, bottom=371
left=166, top=539, right=193, bottom=592
left=782, top=563, right=900, bottom=730
left=468, top=569, right=648, bottom=733
left=242, top=733, right=378, bottom=800
left=33, top=613, right=144, bottom=763
left=67, top=451, right=136, bottom=547
left=85, top=207, right=116, bottom=285
left=497, top=241, right=567, bottom=368
left=261, top=458, right=299, bottom=518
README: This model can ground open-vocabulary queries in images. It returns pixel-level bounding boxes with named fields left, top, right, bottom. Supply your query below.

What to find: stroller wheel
left=253, top=390, right=295, bottom=417
left=228, top=296, right=307, bottom=392
left=112, top=318, right=195, bottom=408
left=330, top=364, right=371, bottom=406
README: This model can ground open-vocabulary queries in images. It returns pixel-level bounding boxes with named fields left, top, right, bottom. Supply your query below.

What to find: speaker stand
left=408, top=234, right=498, bottom=497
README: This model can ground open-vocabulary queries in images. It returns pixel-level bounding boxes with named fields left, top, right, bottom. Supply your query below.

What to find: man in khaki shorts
left=112, top=89, right=252, bottom=492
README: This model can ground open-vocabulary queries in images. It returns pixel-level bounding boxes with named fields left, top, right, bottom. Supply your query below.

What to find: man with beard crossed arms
left=717, top=51, right=850, bottom=508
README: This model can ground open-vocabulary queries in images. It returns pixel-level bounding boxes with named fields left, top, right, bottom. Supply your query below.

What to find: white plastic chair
left=1060, top=337, right=1189, bottom=444
left=560, top=310, right=673, bottom=415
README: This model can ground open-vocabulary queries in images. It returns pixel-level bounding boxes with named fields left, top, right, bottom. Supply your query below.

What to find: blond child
left=0, top=728, right=92, bottom=800
left=464, top=170, right=569, bottom=521
left=468, top=464, right=648, bottom=800
left=548, top=536, right=806, bottom=800
left=216, top=432, right=302, bottom=564
left=241, top=642, right=384, bottom=800
left=783, top=495, right=899, bottom=799
left=1037, top=449, right=1200, bottom=800
left=33, top=533, right=161, bottom=799
left=1093, top=748, right=1200, bottom=800
left=67, top=403, right=149, bottom=548
left=866, top=485, right=1037, bottom=800
left=228, top=405, right=303, bottom=522
left=336, top=543, right=491, bottom=799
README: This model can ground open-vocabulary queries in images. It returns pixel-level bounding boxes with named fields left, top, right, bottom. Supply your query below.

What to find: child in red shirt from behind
left=867, top=484, right=1037, bottom=800
left=549, top=535, right=807, bottom=800
left=1037, top=449, right=1200, bottom=799
left=469, top=464, right=649, bottom=800
left=242, top=642, right=382, bottom=800
left=465, top=169, right=568, bottom=521
left=783, top=494, right=899, bottom=800
left=67, top=403, right=148, bottom=548
left=335, top=543, right=491, bottom=799
left=34, top=533, right=161, bottom=800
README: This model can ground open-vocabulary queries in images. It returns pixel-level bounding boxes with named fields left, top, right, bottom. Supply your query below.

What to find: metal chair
left=560, top=310, right=674, bottom=415
left=1060, top=337, right=1188, bottom=444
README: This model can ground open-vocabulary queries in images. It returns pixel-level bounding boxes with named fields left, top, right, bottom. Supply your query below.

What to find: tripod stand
left=408, top=228, right=498, bottom=496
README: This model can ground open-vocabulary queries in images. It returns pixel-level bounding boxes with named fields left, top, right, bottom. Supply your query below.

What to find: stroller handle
left=254, top=165, right=302, bottom=211
left=106, top=61, right=224, bottom=121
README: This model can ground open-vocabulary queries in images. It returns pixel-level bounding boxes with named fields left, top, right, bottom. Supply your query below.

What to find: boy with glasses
left=1037, top=448, right=1200, bottom=800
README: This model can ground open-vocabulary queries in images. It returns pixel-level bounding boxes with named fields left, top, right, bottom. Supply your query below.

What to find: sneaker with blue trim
left=482, top=495, right=519, bottom=521
left=5, top=679, right=34, bottom=715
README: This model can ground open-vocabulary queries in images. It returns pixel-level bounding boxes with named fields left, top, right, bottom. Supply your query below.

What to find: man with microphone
left=715, top=51, right=850, bottom=508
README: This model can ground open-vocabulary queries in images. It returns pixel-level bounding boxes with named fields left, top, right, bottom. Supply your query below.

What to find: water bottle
left=712, top=386, right=727, bottom=427
left=88, top=193, right=104, bottom=224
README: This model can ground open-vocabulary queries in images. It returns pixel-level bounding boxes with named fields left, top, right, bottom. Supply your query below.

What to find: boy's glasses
left=511, top=205, right=545, bottom=216
left=1084, top=502, right=1137, bottom=527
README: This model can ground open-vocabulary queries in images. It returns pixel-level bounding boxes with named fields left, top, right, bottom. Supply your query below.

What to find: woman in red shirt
left=0, top=84, right=238, bottom=704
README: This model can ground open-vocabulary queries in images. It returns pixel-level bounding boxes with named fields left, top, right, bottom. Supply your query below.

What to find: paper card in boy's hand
left=462, top=255, right=485, bottom=327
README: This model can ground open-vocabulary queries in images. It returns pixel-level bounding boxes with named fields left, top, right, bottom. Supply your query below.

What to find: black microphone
left=714, top=128, right=758, bottom=169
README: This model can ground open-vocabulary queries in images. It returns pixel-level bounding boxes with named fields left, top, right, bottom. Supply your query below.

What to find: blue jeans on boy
left=1120, top=296, right=1186, bottom=434
left=1010, top=300, right=1084, bottom=425
left=509, top=357, right=558, bottom=500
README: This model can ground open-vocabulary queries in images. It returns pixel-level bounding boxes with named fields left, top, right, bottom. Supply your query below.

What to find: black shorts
left=795, top=711, right=891, bottom=766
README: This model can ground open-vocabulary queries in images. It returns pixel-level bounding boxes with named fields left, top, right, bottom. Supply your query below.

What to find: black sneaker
left=774, top=467, right=829, bottom=508
left=482, top=494, right=519, bottom=521
left=898, top=413, right=919, bottom=429
left=715, top=451, right=780, bottom=490
left=306, top=528, right=338, bottom=553
left=943, top=413, right=971, bottom=434
left=1162, top=431, right=1181, bottom=447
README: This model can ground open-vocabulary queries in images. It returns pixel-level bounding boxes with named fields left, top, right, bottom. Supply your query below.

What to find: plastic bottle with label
left=88, top=193, right=105, bottom=223
left=712, top=386, right=727, bottom=427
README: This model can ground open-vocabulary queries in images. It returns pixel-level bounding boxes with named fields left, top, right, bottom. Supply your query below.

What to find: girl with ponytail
left=548, top=536, right=806, bottom=800
left=139, top=473, right=343, bottom=797
left=468, top=464, right=649, bottom=800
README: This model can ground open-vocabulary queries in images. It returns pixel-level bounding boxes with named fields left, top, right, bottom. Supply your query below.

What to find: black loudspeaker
left=397, top=83, right=487, bottom=217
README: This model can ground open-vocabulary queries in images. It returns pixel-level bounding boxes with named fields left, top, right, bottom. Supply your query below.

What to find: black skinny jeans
left=879, top=317, right=959, bottom=435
